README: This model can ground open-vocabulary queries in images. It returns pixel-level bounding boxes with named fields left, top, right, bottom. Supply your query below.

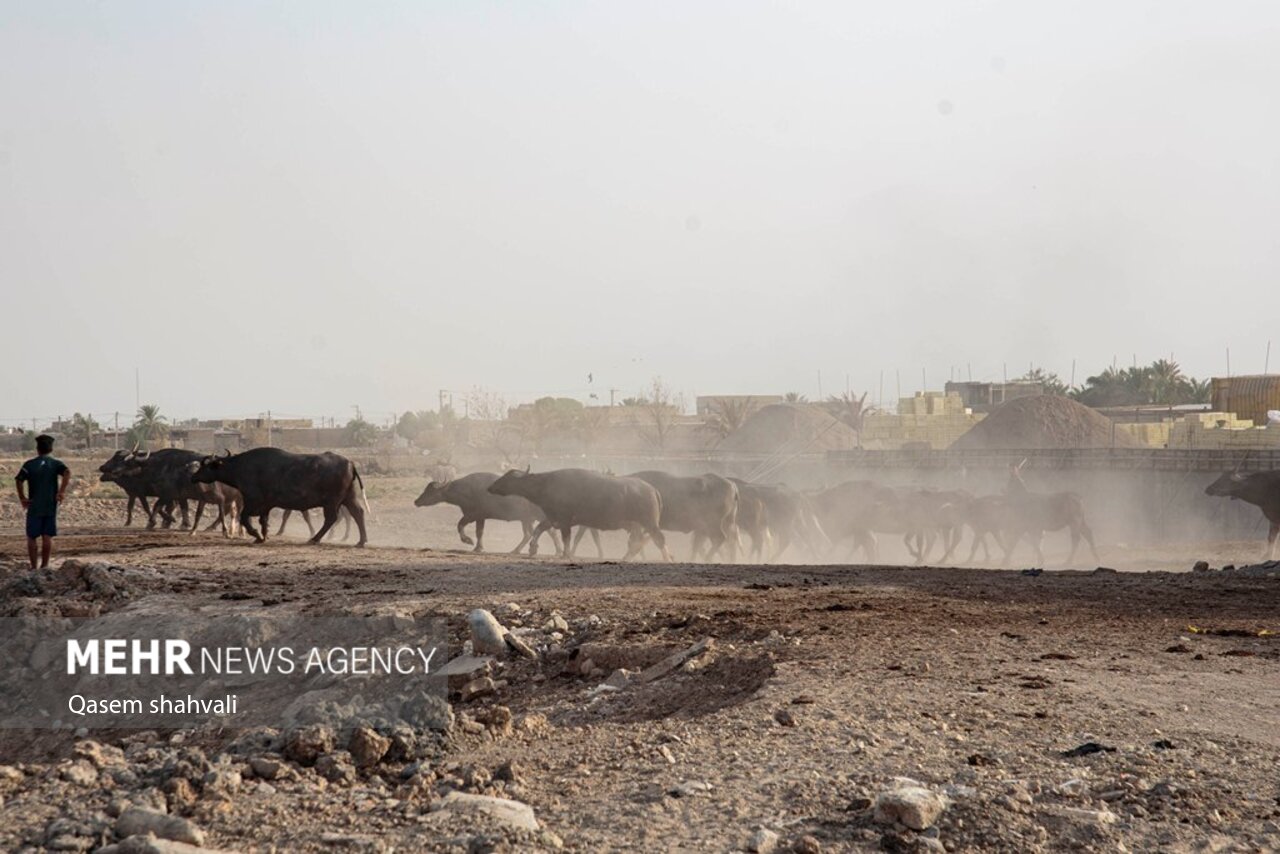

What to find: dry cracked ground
left=0, top=510, right=1277, bottom=853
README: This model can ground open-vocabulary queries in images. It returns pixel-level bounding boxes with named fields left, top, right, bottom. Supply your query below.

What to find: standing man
left=15, top=434, right=71, bottom=569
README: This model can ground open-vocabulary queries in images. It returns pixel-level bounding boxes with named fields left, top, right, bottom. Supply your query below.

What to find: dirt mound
left=719, top=404, right=859, bottom=454
left=951, top=395, right=1137, bottom=450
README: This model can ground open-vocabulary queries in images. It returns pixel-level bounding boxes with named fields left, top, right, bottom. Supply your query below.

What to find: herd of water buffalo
left=94, top=447, right=1280, bottom=564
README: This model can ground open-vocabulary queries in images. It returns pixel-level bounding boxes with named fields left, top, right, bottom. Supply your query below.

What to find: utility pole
left=266, top=410, right=272, bottom=448
left=609, top=388, right=619, bottom=407
left=114, top=412, right=119, bottom=450
left=135, top=368, right=140, bottom=411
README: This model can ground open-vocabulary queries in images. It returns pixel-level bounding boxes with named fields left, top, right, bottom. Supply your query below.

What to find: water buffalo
left=729, top=479, right=828, bottom=562
left=190, top=448, right=369, bottom=546
left=728, top=480, right=772, bottom=561
left=120, top=448, right=242, bottom=534
left=1002, top=461, right=1099, bottom=565
left=1205, top=470, right=1280, bottom=559
left=415, top=471, right=557, bottom=554
left=98, top=449, right=157, bottom=526
left=489, top=468, right=670, bottom=561
left=628, top=471, right=739, bottom=561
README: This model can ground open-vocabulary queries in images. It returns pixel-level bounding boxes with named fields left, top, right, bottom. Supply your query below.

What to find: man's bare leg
left=27, top=538, right=38, bottom=569
left=40, top=535, right=52, bottom=568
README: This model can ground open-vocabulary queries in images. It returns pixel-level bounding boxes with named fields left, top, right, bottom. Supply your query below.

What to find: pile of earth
left=718, top=404, right=859, bottom=454
left=951, top=394, right=1139, bottom=450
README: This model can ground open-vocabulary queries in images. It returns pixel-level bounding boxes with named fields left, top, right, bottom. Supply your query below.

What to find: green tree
left=68, top=412, right=101, bottom=449
left=130, top=405, right=168, bottom=448
left=1073, top=360, right=1209, bottom=407
left=1014, top=368, right=1070, bottom=397
left=783, top=391, right=808, bottom=404
left=513, top=397, right=582, bottom=453
left=396, top=410, right=441, bottom=442
left=345, top=417, right=379, bottom=447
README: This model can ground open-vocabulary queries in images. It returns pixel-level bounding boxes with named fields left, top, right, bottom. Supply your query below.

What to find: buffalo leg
left=570, top=527, right=588, bottom=554
left=310, top=506, right=340, bottom=544
left=190, top=500, right=207, bottom=535
left=276, top=510, right=290, bottom=537
left=240, top=508, right=264, bottom=543
left=621, top=526, right=646, bottom=561
left=1080, top=522, right=1100, bottom=563
left=178, top=499, right=192, bottom=530
left=1267, top=521, right=1279, bottom=560
left=342, top=492, right=368, bottom=547
left=473, top=518, right=486, bottom=553
left=527, top=521, right=553, bottom=556
left=650, top=526, right=673, bottom=562
left=457, top=516, right=476, bottom=547
left=512, top=520, right=535, bottom=554
left=560, top=524, right=574, bottom=558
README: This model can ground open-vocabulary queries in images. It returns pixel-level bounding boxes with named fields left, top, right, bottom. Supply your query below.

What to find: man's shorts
left=26, top=514, right=57, bottom=539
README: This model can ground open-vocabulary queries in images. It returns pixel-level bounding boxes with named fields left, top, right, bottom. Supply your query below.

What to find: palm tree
left=783, top=391, right=808, bottom=404
left=132, top=404, right=169, bottom=448
left=1147, top=359, right=1185, bottom=405
left=1182, top=377, right=1212, bottom=404
left=823, top=392, right=872, bottom=432
left=707, top=397, right=758, bottom=440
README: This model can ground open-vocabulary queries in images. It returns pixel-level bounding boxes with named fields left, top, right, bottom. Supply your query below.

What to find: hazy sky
left=3, top=1, right=1278, bottom=426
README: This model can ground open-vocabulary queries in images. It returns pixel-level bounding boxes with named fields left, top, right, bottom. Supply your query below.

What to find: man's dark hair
left=35, top=434, right=54, bottom=455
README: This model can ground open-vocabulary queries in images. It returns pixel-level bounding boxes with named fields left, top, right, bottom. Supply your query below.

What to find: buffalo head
left=1204, top=471, right=1247, bottom=498
left=487, top=466, right=531, bottom=497
left=414, top=481, right=449, bottom=507
left=190, top=448, right=234, bottom=484
left=98, top=449, right=134, bottom=482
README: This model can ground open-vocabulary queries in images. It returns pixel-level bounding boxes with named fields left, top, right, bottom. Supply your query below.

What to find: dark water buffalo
left=728, top=480, right=771, bottom=561
left=730, top=478, right=828, bottom=562
left=1002, top=462, right=1098, bottom=565
left=98, top=449, right=157, bottom=526
left=415, top=471, right=555, bottom=554
left=628, top=471, right=739, bottom=561
left=104, top=448, right=239, bottom=532
left=190, top=448, right=369, bottom=546
left=1205, top=470, right=1280, bottom=559
left=121, top=448, right=242, bottom=534
left=489, top=468, right=669, bottom=561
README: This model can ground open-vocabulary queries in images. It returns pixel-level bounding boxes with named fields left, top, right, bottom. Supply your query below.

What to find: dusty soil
left=0, top=494, right=1277, bottom=853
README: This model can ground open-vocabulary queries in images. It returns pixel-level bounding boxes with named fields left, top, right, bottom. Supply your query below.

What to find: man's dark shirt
left=17, top=455, right=69, bottom=517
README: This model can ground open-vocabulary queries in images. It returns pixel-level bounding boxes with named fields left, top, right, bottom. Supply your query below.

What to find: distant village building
left=943, top=381, right=1042, bottom=413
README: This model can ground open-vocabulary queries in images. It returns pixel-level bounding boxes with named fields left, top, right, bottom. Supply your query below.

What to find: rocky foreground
left=0, top=538, right=1276, bottom=852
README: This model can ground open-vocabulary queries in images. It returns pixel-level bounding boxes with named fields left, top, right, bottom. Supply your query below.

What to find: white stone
left=874, top=786, right=948, bottom=831
left=747, top=828, right=779, bottom=853
left=430, top=791, right=539, bottom=831
left=467, top=609, right=510, bottom=656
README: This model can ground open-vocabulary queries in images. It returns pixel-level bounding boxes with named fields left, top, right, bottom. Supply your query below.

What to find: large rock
left=347, top=726, right=391, bottom=768
left=114, top=809, right=205, bottom=846
left=283, top=724, right=336, bottom=766
left=874, top=786, right=948, bottom=831
left=430, top=791, right=540, bottom=831
left=467, top=610, right=510, bottom=656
